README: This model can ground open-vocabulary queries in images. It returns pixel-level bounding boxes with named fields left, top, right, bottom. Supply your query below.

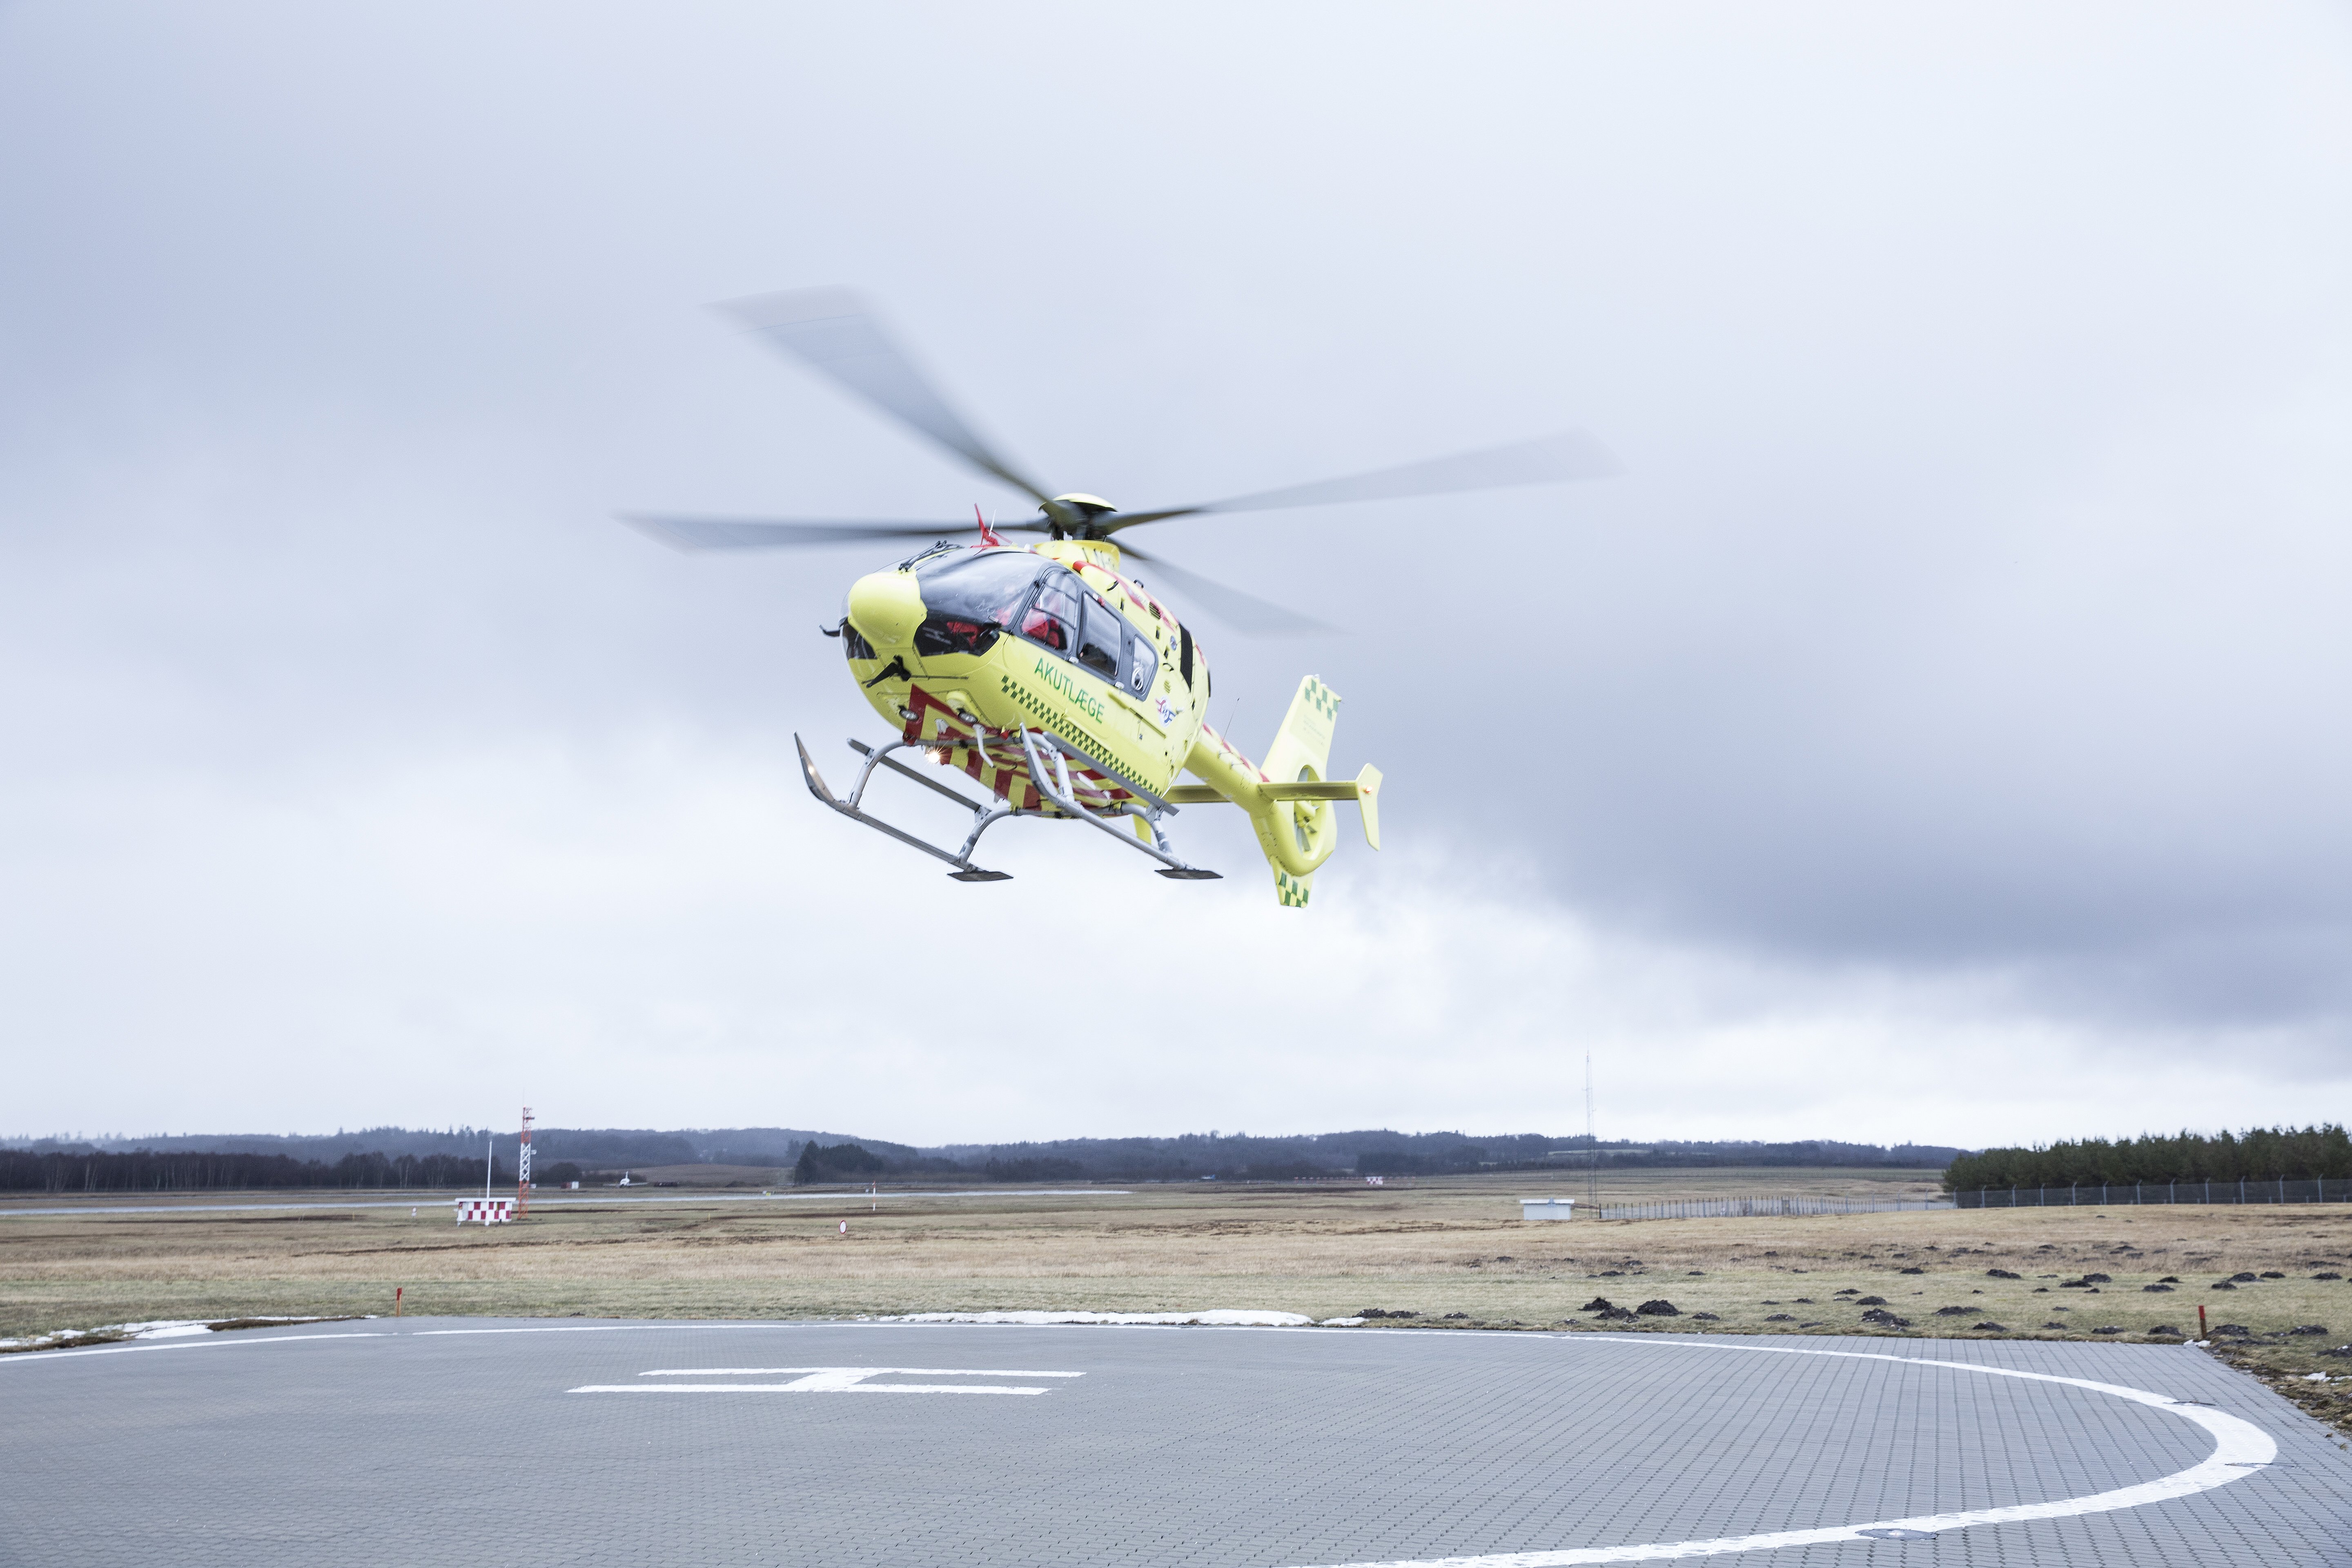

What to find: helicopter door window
left=1021, top=575, right=1080, bottom=655
left=1076, top=597, right=1123, bottom=682
left=1127, top=627, right=1159, bottom=697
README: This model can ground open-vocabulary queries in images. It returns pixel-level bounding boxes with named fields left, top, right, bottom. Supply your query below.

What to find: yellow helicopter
left=627, top=290, right=1617, bottom=904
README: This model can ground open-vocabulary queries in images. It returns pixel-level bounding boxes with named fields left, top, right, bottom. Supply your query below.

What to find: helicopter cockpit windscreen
left=913, top=549, right=1047, bottom=657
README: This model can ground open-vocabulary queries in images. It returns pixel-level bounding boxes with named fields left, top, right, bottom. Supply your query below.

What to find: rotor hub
left=1041, top=493, right=1120, bottom=539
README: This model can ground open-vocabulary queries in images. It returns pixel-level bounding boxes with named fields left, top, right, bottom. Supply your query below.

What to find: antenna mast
left=517, top=1106, right=534, bottom=1218
left=1584, top=1052, right=1596, bottom=1211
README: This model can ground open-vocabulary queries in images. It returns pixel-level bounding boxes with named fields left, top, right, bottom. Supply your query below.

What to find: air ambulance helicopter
left=626, top=290, right=1617, bottom=905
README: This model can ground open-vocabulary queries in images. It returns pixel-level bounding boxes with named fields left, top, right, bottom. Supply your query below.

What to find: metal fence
left=1594, top=1195, right=1956, bottom=1221
left=1956, top=1177, right=2352, bottom=1208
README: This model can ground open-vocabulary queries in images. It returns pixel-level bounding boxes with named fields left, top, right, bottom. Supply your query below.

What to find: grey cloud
left=3, top=2, right=2349, bottom=1137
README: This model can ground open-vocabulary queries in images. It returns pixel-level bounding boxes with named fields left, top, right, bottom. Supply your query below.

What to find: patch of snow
left=1318, top=1317, right=1369, bottom=1326
left=0, top=1321, right=190, bottom=1351
left=2, top=1315, right=342, bottom=1351
left=878, top=1309, right=1314, bottom=1327
left=124, top=1315, right=330, bottom=1338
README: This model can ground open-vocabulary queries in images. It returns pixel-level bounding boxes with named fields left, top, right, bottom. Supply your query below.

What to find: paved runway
left=2, top=1319, right=2346, bottom=1567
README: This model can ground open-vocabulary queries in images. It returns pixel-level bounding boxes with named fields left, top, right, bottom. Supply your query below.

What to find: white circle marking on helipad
left=1283, top=1333, right=2276, bottom=1566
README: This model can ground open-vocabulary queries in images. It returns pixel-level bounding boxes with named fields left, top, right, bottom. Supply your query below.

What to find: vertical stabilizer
left=1260, top=676, right=1342, bottom=906
left=1263, top=675, right=1339, bottom=786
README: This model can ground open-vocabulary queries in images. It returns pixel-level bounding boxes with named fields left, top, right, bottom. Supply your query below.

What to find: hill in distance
left=3, top=1126, right=1967, bottom=1182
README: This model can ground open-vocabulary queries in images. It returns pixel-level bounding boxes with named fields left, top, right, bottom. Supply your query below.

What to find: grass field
left=6, top=1168, right=2346, bottom=1430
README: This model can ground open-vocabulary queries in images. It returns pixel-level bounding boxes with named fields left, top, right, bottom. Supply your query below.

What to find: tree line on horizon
left=7, top=1125, right=1967, bottom=1172
left=0, top=1149, right=546, bottom=1194
left=2, top=1128, right=1972, bottom=1192
left=1942, top=1125, right=2352, bottom=1192
left=1, top=1125, right=829, bottom=1168
left=793, top=1132, right=1965, bottom=1185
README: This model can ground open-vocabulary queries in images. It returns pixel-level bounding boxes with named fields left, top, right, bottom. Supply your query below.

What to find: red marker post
left=2197, top=1304, right=2207, bottom=1339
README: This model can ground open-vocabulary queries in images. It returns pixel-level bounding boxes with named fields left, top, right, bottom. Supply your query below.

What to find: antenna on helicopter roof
left=974, top=504, right=1003, bottom=548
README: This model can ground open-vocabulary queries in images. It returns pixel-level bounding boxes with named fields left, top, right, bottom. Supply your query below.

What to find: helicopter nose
left=846, top=570, right=927, bottom=648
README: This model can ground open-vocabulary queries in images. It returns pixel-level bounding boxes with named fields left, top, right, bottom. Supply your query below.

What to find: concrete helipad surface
left=2, top=1319, right=2347, bottom=1567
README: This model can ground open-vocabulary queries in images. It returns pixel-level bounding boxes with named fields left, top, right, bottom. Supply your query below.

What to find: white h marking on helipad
left=567, top=1366, right=1083, bottom=1395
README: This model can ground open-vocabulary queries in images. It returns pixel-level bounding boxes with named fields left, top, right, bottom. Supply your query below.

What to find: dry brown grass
left=4, top=1170, right=2345, bottom=1363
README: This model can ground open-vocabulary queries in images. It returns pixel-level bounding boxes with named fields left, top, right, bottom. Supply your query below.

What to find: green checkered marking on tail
left=1302, top=677, right=1339, bottom=723
left=1275, top=869, right=1311, bottom=908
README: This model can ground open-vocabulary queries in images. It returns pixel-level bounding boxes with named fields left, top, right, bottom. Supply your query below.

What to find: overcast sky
left=4, top=3, right=2349, bottom=1149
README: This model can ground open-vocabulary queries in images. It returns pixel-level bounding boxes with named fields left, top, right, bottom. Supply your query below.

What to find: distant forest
left=1944, top=1125, right=2352, bottom=1191
left=2, top=1126, right=1966, bottom=1191
left=0, top=1149, right=520, bottom=1194
left=0, top=1125, right=835, bottom=1168
left=884, top=1132, right=1964, bottom=1184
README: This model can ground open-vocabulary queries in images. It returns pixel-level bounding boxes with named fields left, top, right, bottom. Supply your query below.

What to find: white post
left=1584, top=1051, right=1595, bottom=1212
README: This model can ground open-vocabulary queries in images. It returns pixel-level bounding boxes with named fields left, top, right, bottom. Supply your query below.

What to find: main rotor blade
left=1116, top=541, right=1332, bottom=637
left=716, top=288, right=1054, bottom=506
left=623, top=514, right=1001, bottom=551
left=1103, top=430, right=1621, bottom=530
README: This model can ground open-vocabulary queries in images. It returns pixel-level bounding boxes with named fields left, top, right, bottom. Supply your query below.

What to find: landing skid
left=794, top=729, right=1221, bottom=883
left=795, top=733, right=1016, bottom=880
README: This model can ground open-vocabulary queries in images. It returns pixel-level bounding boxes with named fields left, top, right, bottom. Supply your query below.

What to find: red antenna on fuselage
left=974, top=504, right=1004, bottom=548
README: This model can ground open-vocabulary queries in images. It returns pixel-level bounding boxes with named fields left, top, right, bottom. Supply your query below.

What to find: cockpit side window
left=1127, top=624, right=1159, bottom=697
left=1020, top=571, right=1082, bottom=656
left=1077, top=595, right=1124, bottom=681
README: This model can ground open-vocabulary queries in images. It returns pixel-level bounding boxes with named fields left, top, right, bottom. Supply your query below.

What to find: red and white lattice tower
left=517, top=1106, right=534, bottom=1218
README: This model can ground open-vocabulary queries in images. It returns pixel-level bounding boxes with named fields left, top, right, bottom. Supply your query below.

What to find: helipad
left=2, top=1319, right=2345, bottom=1566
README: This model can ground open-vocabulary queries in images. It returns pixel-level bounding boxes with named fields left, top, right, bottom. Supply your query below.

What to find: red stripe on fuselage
left=900, top=682, right=1127, bottom=815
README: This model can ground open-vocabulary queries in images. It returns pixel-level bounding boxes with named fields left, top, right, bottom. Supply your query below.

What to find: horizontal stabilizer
left=1258, top=781, right=1359, bottom=802
left=1163, top=765, right=1381, bottom=850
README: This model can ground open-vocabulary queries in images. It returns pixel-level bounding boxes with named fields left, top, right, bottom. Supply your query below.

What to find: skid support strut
left=795, top=733, right=1016, bottom=881
left=1015, top=728, right=1221, bottom=880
